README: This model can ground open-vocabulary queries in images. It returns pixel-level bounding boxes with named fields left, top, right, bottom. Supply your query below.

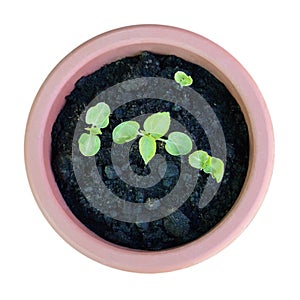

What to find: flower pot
left=24, top=25, right=274, bottom=273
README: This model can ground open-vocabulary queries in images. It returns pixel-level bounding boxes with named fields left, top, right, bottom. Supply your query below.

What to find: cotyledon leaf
left=210, top=157, right=225, bottom=183
left=188, top=150, right=210, bottom=169
left=139, top=135, right=156, bottom=165
left=165, top=132, right=192, bottom=156
left=112, top=121, right=140, bottom=144
left=85, top=102, right=110, bottom=127
left=78, top=133, right=101, bottom=156
left=143, top=112, right=171, bottom=138
left=174, top=71, right=193, bottom=87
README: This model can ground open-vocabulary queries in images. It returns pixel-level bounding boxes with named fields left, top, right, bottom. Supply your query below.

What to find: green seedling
left=189, top=150, right=224, bottom=183
left=174, top=71, right=193, bottom=87
left=112, top=112, right=193, bottom=165
left=78, top=102, right=110, bottom=156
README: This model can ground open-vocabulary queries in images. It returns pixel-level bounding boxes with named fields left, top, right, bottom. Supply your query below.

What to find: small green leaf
left=139, top=135, right=156, bottom=165
left=143, top=112, right=170, bottom=138
left=97, top=116, right=109, bottom=129
left=165, top=132, right=192, bottom=156
left=188, top=150, right=210, bottom=169
left=203, top=156, right=212, bottom=174
left=188, top=151, right=224, bottom=183
left=78, top=133, right=101, bottom=156
left=210, top=157, right=224, bottom=183
left=85, top=102, right=110, bottom=127
left=112, top=121, right=140, bottom=144
left=174, top=71, right=193, bottom=87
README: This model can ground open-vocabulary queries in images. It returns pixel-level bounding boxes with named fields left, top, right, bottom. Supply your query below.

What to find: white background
left=1, top=0, right=299, bottom=299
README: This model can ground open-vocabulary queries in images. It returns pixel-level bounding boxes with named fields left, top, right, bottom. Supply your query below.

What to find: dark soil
left=51, top=51, right=249, bottom=250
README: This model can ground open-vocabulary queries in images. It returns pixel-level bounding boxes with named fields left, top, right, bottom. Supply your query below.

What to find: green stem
left=156, top=137, right=167, bottom=143
left=85, top=126, right=102, bottom=135
left=138, top=130, right=167, bottom=143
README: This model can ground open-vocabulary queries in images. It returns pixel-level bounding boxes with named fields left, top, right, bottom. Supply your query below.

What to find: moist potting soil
left=51, top=51, right=249, bottom=250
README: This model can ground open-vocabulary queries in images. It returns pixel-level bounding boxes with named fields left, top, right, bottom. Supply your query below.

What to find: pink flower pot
left=24, top=25, right=274, bottom=273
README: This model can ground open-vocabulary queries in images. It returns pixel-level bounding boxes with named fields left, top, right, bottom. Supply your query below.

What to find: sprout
left=112, top=112, right=193, bottom=165
left=78, top=102, right=110, bottom=156
left=174, top=71, right=193, bottom=87
left=189, top=150, right=224, bottom=183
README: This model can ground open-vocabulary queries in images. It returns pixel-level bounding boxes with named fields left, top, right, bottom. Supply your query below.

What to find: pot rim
left=24, top=24, right=274, bottom=273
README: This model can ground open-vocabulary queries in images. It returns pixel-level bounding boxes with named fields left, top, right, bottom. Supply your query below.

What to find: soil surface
left=51, top=51, right=249, bottom=250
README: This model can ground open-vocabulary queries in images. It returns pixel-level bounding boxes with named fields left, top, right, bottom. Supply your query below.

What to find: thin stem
left=137, top=131, right=144, bottom=136
left=156, top=137, right=167, bottom=143
left=138, top=130, right=167, bottom=143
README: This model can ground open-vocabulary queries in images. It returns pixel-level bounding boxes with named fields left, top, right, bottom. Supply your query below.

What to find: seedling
left=189, top=150, right=224, bottom=183
left=174, top=71, right=193, bottom=87
left=112, top=112, right=193, bottom=165
left=78, top=102, right=110, bottom=156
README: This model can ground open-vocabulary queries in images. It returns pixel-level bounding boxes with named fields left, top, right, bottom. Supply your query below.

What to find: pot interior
left=50, top=49, right=250, bottom=250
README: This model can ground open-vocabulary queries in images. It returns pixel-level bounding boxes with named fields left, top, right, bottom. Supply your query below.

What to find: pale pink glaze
left=24, top=25, right=274, bottom=273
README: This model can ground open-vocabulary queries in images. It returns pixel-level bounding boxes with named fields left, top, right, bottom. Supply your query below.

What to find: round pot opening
left=51, top=50, right=249, bottom=251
